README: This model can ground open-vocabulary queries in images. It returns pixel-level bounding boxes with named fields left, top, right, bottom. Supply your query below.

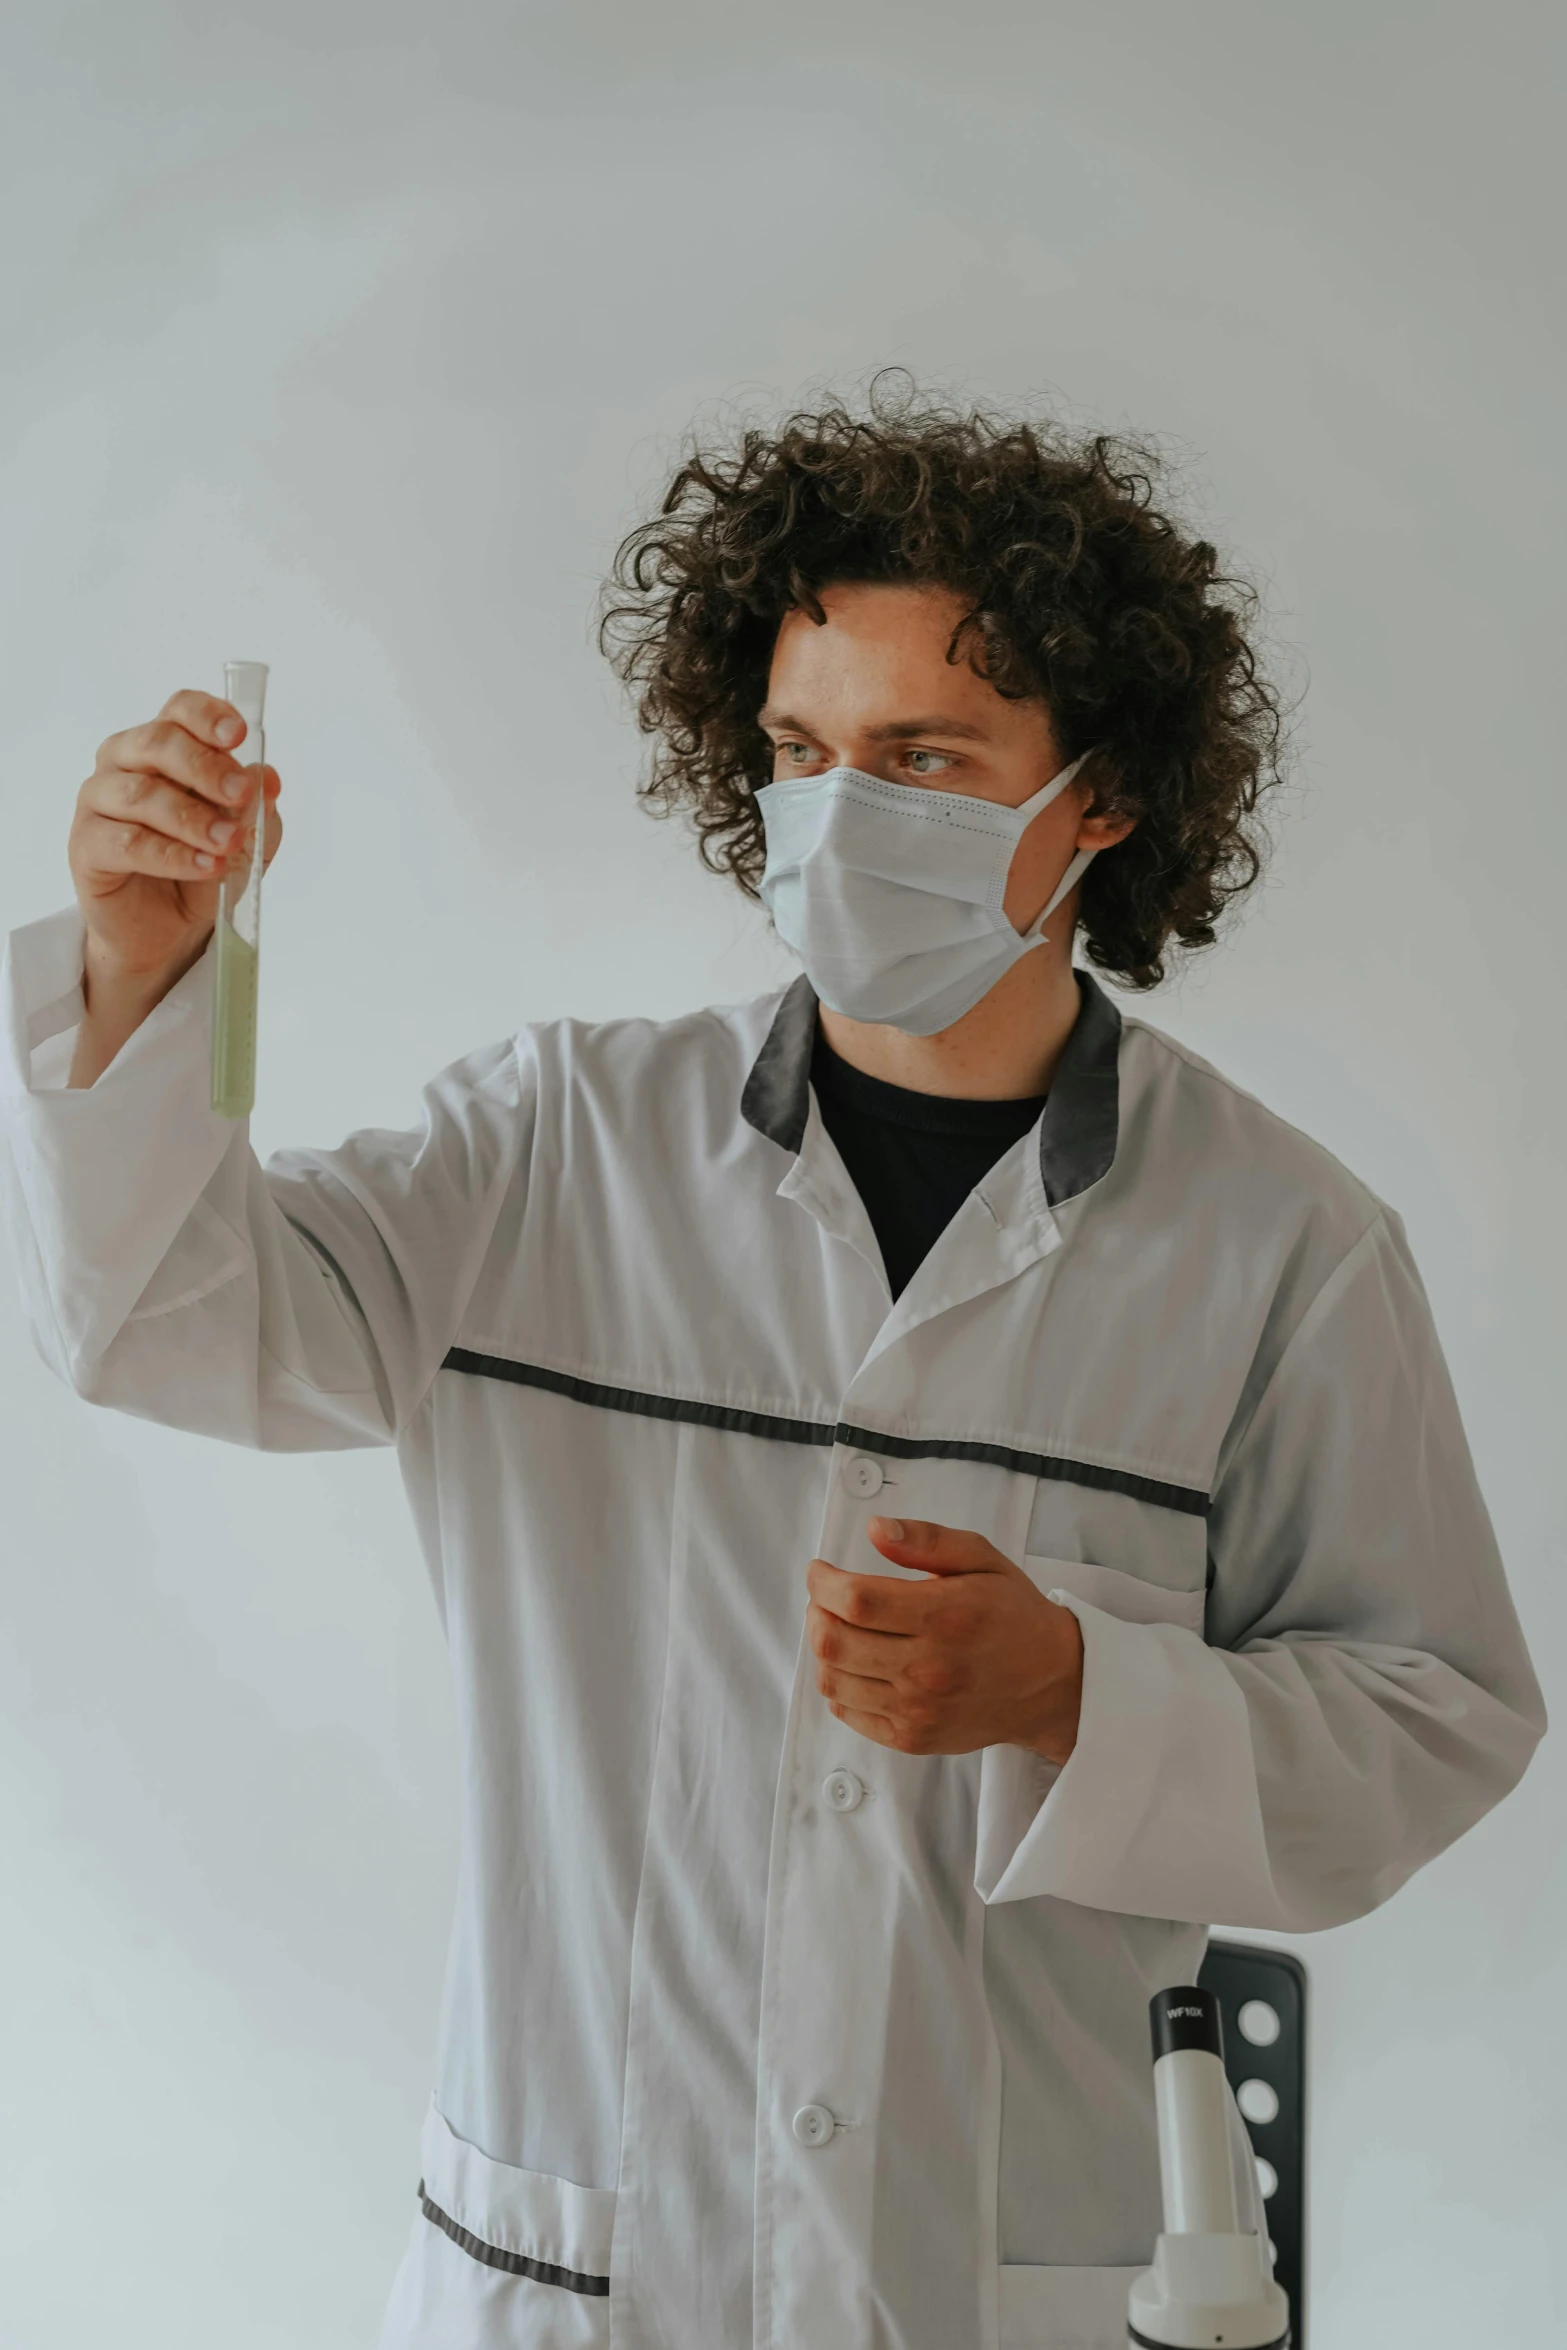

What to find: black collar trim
left=1037, top=970, right=1123, bottom=1208
left=739, top=972, right=818, bottom=1154
left=739, top=970, right=1123, bottom=1208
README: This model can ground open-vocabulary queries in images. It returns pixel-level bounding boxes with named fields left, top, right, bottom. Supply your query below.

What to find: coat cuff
left=975, top=1593, right=1279, bottom=1923
left=1, top=906, right=242, bottom=1376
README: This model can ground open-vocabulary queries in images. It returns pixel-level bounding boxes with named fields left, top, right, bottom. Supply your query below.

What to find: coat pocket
left=998, top=2260, right=1148, bottom=2349
left=378, top=2100, right=616, bottom=2350
left=1021, top=1551, right=1205, bottom=1634
left=976, top=1555, right=1206, bottom=1903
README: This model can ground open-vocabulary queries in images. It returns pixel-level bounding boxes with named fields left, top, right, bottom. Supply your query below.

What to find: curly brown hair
left=599, top=379, right=1289, bottom=989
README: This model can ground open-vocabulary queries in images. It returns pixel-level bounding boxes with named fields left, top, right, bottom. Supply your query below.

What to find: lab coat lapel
left=853, top=1131, right=1060, bottom=1376
left=741, top=964, right=1123, bottom=1375
left=776, top=1093, right=891, bottom=1295
left=743, top=973, right=891, bottom=1291
left=774, top=1066, right=1064, bottom=1355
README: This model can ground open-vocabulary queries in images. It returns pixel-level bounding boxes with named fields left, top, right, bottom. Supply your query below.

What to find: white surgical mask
left=755, top=747, right=1098, bottom=1036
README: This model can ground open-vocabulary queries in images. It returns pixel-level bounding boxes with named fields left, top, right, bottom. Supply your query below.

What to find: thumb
left=866, top=1516, right=1012, bottom=1576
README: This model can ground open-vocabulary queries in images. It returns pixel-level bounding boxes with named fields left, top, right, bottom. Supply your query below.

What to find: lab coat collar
left=740, top=967, right=1124, bottom=1208
left=1037, top=970, right=1122, bottom=1208
left=739, top=972, right=818, bottom=1154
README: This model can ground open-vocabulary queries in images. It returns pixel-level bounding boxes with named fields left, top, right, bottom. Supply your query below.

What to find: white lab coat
left=0, top=905, right=1544, bottom=2350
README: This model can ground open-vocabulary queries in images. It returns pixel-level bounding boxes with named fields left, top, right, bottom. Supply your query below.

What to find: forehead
left=766, top=581, right=995, bottom=718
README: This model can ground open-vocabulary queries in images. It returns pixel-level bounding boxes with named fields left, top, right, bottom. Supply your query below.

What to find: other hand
left=805, top=1516, right=1084, bottom=1764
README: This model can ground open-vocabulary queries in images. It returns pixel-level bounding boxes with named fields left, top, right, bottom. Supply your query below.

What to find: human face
left=759, top=580, right=1131, bottom=933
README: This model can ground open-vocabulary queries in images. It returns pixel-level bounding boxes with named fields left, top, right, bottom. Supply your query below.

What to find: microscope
left=1129, top=1986, right=1292, bottom=2348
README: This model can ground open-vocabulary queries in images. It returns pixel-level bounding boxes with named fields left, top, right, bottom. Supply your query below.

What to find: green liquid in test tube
left=210, top=660, right=269, bottom=1118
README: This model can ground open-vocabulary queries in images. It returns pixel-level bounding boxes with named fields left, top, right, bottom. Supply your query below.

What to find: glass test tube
left=210, top=660, right=270, bottom=1119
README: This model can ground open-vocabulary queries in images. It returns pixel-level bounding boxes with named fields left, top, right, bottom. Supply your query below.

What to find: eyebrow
left=757, top=708, right=992, bottom=744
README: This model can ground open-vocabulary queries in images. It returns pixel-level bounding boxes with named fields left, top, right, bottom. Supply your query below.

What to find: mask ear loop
left=1022, top=845, right=1097, bottom=942
left=1014, top=746, right=1102, bottom=943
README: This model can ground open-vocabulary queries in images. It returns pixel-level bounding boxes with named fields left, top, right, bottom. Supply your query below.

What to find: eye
left=774, top=738, right=816, bottom=769
left=904, top=748, right=956, bottom=777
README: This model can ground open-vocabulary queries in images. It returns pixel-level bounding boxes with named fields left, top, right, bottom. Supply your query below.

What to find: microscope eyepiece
left=1150, top=1984, right=1224, bottom=2062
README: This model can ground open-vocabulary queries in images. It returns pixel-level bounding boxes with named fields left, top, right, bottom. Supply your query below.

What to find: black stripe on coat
left=440, top=1348, right=1209, bottom=1518
left=417, top=2182, right=610, bottom=2296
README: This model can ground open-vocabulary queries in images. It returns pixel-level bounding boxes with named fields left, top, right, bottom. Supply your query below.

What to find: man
left=0, top=390, right=1544, bottom=2350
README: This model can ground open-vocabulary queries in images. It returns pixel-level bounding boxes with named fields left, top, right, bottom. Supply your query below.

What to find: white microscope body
left=1128, top=1986, right=1292, bottom=2349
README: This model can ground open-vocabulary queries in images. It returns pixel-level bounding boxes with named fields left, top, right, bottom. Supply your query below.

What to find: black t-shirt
left=810, top=1029, right=1048, bottom=1300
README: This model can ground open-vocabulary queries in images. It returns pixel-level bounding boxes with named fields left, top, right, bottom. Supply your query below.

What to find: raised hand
left=66, top=688, right=283, bottom=1085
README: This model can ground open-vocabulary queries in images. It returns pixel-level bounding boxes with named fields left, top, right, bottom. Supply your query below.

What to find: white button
left=792, top=2103, right=835, bottom=2147
left=842, top=1455, right=884, bottom=1498
left=823, top=1769, right=865, bottom=1813
left=1237, top=2077, right=1279, bottom=2127
left=1238, top=1999, right=1281, bottom=2047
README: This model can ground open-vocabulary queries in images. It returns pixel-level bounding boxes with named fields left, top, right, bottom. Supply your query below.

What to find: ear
left=1078, top=806, right=1137, bottom=851
left=1074, top=755, right=1135, bottom=852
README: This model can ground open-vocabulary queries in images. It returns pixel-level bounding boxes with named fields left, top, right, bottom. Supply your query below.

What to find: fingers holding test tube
left=70, top=688, right=283, bottom=988
left=64, top=678, right=283, bottom=1097
left=79, top=761, right=280, bottom=873
left=106, top=693, right=254, bottom=791
left=74, top=765, right=281, bottom=916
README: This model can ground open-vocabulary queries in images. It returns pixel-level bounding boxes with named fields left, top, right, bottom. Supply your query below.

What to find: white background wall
left=1, top=5, right=1562, bottom=2344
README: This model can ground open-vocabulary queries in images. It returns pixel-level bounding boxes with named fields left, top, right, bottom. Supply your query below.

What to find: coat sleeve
left=0, top=906, right=530, bottom=1451
left=975, top=1210, right=1546, bottom=1928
